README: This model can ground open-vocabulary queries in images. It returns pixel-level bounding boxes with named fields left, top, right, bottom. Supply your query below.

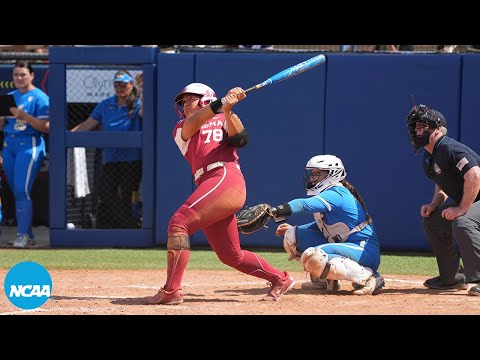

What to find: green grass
left=0, top=248, right=440, bottom=276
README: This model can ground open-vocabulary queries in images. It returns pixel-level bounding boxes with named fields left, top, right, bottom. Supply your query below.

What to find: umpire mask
left=406, top=105, right=447, bottom=150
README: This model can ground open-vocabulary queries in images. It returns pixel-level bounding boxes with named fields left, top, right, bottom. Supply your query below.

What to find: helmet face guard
left=174, top=83, right=217, bottom=118
left=303, top=155, right=346, bottom=195
left=406, top=105, right=446, bottom=150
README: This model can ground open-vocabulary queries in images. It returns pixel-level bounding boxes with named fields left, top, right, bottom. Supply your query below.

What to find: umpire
left=407, top=104, right=480, bottom=296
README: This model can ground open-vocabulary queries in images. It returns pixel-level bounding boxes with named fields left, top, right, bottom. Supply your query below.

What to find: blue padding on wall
left=460, top=55, right=480, bottom=153
left=325, top=54, right=462, bottom=251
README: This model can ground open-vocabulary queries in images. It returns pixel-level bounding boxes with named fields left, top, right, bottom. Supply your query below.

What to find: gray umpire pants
left=422, top=199, right=480, bottom=284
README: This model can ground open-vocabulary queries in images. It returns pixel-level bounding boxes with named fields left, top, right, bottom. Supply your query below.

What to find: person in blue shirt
left=72, top=70, right=142, bottom=229
left=270, top=154, right=384, bottom=295
left=0, top=60, right=49, bottom=248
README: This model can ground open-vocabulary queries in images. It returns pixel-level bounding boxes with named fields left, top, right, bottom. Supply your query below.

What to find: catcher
left=237, top=154, right=384, bottom=295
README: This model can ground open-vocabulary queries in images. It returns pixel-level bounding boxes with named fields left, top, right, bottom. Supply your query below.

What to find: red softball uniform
left=168, top=112, right=287, bottom=282
left=169, top=113, right=245, bottom=236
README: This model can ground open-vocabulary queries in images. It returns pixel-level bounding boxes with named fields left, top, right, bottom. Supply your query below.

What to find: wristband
left=272, top=203, right=292, bottom=217
left=210, top=98, right=224, bottom=114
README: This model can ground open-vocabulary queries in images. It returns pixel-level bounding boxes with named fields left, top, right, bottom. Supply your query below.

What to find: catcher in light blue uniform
left=0, top=60, right=49, bottom=248
left=272, top=154, right=385, bottom=295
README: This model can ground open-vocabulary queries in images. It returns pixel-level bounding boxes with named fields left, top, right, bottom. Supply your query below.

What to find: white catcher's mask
left=303, top=155, right=346, bottom=196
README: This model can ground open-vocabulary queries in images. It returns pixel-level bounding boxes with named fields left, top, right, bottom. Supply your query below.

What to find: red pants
left=168, top=164, right=245, bottom=263
left=167, top=163, right=286, bottom=285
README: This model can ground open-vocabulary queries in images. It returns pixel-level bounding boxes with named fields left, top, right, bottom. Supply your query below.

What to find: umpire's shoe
left=423, top=275, right=468, bottom=291
left=261, top=272, right=295, bottom=301
left=468, top=283, right=480, bottom=296
left=144, top=287, right=184, bottom=305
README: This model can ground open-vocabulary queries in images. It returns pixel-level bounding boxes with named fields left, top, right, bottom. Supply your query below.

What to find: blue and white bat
left=244, top=54, right=326, bottom=93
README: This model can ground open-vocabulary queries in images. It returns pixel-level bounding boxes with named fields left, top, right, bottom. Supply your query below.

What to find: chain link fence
left=66, top=65, right=143, bottom=230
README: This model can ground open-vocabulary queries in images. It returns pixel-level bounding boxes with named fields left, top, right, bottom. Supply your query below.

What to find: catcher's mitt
left=236, top=203, right=273, bottom=235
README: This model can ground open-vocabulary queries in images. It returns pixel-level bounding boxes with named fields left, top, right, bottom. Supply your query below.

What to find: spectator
left=398, top=45, right=414, bottom=52
left=437, top=45, right=457, bottom=53
left=368, top=45, right=398, bottom=52
left=71, top=70, right=143, bottom=229
left=406, top=104, right=480, bottom=296
left=340, top=45, right=357, bottom=52
left=237, top=45, right=274, bottom=50
left=0, top=60, right=49, bottom=248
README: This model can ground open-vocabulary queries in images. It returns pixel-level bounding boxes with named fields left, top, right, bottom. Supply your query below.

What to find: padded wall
left=155, top=52, right=473, bottom=251
left=460, top=54, right=480, bottom=153
left=325, top=54, right=462, bottom=251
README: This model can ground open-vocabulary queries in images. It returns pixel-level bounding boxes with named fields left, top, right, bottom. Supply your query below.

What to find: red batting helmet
left=174, top=83, right=217, bottom=118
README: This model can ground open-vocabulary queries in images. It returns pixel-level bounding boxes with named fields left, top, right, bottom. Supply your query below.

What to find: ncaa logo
left=4, top=261, right=52, bottom=310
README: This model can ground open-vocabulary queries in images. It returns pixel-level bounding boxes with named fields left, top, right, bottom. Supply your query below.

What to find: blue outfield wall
left=460, top=54, right=480, bottom=155
left=155, top=52, right=478, bottom=252
left=325, top=54, right=462, bottom=251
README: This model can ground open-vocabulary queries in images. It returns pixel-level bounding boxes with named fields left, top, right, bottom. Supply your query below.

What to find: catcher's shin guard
left=301, top=248, right=373, bottom=285
left=325, top=257, right=373, bottom=284
left=165, top=235, right=191, bottom=291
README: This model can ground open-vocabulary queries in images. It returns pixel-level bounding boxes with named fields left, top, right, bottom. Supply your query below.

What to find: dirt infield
left=1, top=269, right=479, bottom=315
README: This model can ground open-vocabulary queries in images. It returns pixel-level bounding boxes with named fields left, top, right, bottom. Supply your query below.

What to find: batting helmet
left=174, top=83, right=217, bottom=118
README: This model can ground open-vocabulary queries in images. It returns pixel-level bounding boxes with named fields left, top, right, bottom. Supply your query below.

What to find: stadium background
left=1, top=45, right=479, bottom=251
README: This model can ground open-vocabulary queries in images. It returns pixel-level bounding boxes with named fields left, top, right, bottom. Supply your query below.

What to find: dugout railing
left=48, top=46, right=157, bottom=247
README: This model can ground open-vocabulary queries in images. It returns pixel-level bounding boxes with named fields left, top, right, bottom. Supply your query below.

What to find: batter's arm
left=181, top=87, right=246, bottom=141
left=222, top=88, right=246, bottom=136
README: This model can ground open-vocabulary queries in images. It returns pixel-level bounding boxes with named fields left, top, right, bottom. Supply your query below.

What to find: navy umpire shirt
left=423, top=135, right=480, bottom=205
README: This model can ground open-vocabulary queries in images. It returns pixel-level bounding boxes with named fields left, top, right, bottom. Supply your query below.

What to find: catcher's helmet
left=406, top=104, right=447, bottom=150
left=174, top=83, right=217, bottom=118
left=304, top=155, right=346, bottom=196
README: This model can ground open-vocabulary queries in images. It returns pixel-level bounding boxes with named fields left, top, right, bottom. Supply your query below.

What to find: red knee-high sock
left=235, top=250, right=287, bottom=282
left=164, top=249, right=190, bottom=291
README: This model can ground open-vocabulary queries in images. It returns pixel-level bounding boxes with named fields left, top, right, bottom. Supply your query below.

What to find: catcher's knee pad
left=325, top=257, right=373, bottom=284
left=283, top=226, right=301, bottom=261
left=300, top=247, right=328, bottom=278
left=167, top=234, right=191, bottom=250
